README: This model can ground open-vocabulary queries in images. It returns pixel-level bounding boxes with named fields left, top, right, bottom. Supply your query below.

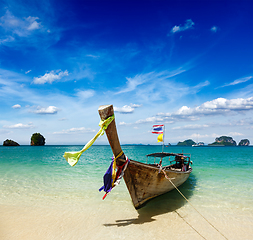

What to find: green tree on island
left=3, top=139, right=20, bottom=146
left=238, top=139, right=250, bottom=146
left=177, top=139, right=196, bottom=146
left=30, top=133, right=46, bottom=146
left=209, top=136, right=236, bottom=146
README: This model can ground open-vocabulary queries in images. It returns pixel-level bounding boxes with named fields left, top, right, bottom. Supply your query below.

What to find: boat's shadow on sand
left=104, top=173, right=197, bottom=227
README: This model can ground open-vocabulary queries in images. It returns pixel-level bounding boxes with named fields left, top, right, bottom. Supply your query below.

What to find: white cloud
left=86, top=54, right=100, bottom=59
left=12, top=104, right=21, bottom=109
left=0, top=10, right=42, bottom=37
left=170, top=19, right=195, bottom=34
left=0, top=69, right=31, bottom=99
left=176, top=106, right=191, bottom=115
left=25, top=70, right=31, bottom=74
left=33, top=70, right=69, bottom=84
left=0, top=36, right=15, bottom=44
left=75, top=89, right=95, bottom=100
left=135, top=116, right=164, bottom=124
left=0, top=10, right=20, bottom=29
left=114, top=103, right=142, bottom=114
left=211, top=26, right=218, bottom=33
left=199, top=97, right=253, bottom=112
left=130, top=103, right=142, bottom=108
left=133, top=97, right=253, bottom=126
left=53, top=127, right=95, bottom=134
left=218, top=76, right=252, bottom=88
left=173, top=133, right=211, bottom=141
left=116, top=73, right=150, bottom=94
left=159, top=97, right=253, bottom=120
left=3, top=122, right=34, bottom=129
left=58, top=118, right=67, bottom=121
left=32, top=106, right=59, bottom=114
left=26, top=16, right=41, bottom=30
left=0, top=10, right=56, bottom=48
left=172, top=124, right=209, bottom=130
left=228, top=132, right=243, bottom=137
left=116, top=69, right=186, bottom=94
left=193, top=80, right=210, bottom=90
left=114, top=105, right=135, bottom=114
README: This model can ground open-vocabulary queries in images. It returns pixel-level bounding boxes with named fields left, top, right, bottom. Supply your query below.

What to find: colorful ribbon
left=63, top=115, right=115, bottom=167
left=99, top=154, right=129, bottom=200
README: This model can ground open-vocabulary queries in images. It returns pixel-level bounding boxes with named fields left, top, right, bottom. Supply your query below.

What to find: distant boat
left=98, top=105, right=193, bottom=209
left=192, top=142, right=204, bottom=147
left=192, top=134, right=201, bottom=147
left=192, top=143, right=199, bottom=147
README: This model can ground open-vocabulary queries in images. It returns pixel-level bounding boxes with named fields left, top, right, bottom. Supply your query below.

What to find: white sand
left=1, top=197, right=252, bottom=240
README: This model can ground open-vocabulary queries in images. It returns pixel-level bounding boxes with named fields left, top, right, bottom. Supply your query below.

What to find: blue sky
left=1, top=0, right=253, bottom=145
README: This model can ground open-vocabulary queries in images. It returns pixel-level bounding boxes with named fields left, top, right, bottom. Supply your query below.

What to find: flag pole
left=152, top=124, right=165, bottom=152
left=162, top=125, right=165, bottom=152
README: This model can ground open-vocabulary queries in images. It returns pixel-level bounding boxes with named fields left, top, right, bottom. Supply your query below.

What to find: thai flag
left=152, top=124, right=164, bottom=134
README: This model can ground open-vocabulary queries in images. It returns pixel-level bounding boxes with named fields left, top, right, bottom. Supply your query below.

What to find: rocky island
left=177, top=139, right=196, bottom=146
left=209, top=136, right=236, bottom=146
left=30, top=133, right=46, bottom=146
left=177, top=136, right=250, bottom=146
left=3, top=139, right=20, bottom=146
left=238, top=139, right=250, bottom=146
left=208, top=136, right=250, bottom=146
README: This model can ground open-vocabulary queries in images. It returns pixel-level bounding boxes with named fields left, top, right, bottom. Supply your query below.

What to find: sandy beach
left=1, top=190, right=253, bottom=240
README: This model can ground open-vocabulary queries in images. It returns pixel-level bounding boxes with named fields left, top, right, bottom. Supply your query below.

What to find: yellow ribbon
left=63, top=115, right=115, bottom=167
left=111, top=150, right=124, bottom=186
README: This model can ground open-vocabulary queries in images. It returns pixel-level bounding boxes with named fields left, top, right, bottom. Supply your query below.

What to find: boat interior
left=146, top=152, right=192, bottom=172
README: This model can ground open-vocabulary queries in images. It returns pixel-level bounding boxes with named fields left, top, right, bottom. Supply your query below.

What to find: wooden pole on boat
left=98, top=105, right=140, bottom=208
left=162, top=125, right=165, bottom=152
left=98, top=105, right=126, bottom=161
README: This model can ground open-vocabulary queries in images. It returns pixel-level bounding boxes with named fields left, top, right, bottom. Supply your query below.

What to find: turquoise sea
left=1, top=145, right=253, bottom=239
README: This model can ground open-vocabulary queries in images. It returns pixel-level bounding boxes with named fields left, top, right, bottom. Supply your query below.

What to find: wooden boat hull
left=118, top=158, right=192, bottom=209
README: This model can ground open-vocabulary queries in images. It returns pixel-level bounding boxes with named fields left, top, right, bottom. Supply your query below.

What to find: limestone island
left=177, top=139, right=196, bottom=146
left=238, top=139, right=250, bottom=146
left=30, top=133, right=46, bottom=146
left=3, top=139, right=20, bottom=146
left=209, top=136, right=236, bottom=146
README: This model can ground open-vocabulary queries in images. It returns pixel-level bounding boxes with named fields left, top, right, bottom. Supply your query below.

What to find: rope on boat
left=115, top=150, right=124, bottom=160
left=111, top=150, right=124, bottom=185
left=175, top=210, right=207, bottom=240
left=99, top=154, right=130, bottom=200
left=161, top=169, right=228, bottom=240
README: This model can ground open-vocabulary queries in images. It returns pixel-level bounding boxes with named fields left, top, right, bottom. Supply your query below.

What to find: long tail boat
left=98, top=104, right=192, bottom=209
